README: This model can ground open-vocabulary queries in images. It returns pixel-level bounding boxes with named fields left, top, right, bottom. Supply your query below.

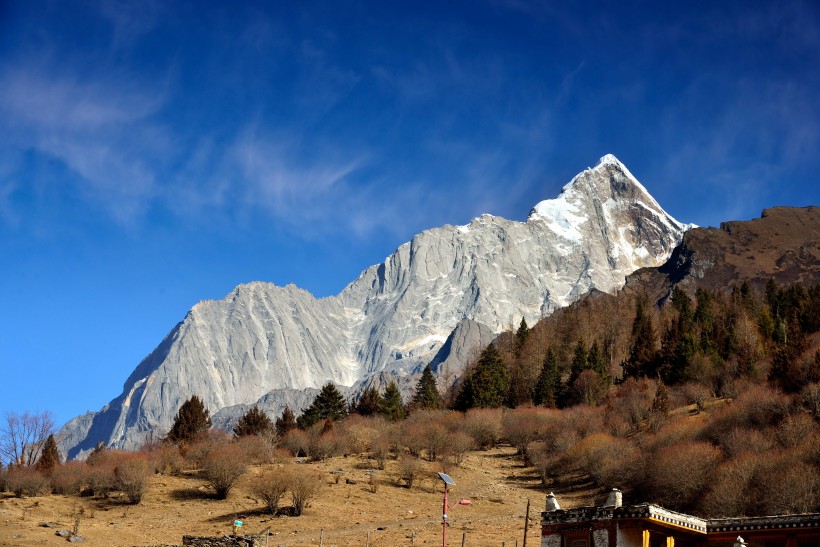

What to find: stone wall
left=182, top=535, right=265, bottom=547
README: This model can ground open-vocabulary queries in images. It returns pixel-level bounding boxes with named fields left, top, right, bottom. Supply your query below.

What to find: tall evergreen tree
left=354, top=385, right=383, bottom=416
left=167, top=395, right=211, bottom=445
left=380, top=381, right=406, bottom=421
left=411, top=365, right=441, bottom=410
left=514, top=317, right=530, bottom=356
left=275, top=405, right=297, bottom=437
left=587, top=340, right=609, bottom=383
left=455, top=343, right=509, bottom=410
left=568, top=339, right=588, bottom=386
left=533, top=348, right=560, bottom=407
left=233, top=405, right=274, bottom=437
left=623, top=297, right=658, bottom=378
left=35, top=434, right=60, bottom=474
left=297, top=383, right=347, bottom=429
left=662, top=287, right=697, bottom=383
left=695, top=288, right=716, bottom=353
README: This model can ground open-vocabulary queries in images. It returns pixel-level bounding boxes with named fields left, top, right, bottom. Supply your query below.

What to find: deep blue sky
left=2, top=1, right=819, bottom=430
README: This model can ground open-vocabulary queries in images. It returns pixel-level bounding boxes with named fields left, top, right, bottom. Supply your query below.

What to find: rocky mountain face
left=618, top=205, right=820, bottom=306
left=60, top=155, right=690, bottom=458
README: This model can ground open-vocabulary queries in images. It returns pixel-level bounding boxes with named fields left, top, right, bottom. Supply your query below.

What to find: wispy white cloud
left=97, top=0, right=165, bottom=52
left=659, top=77, right=819, bottom=224
left=0, top=59, right=169, bottom=226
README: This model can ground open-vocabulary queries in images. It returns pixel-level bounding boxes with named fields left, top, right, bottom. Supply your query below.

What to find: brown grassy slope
left=0, top=446, right=598, bottom=547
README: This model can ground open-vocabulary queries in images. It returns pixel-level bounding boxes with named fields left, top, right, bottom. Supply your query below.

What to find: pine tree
left=35, top=434, right=60, bottom=474
left=296, top=383, right=347, bottom=429
left=354, top=385, right=383, bottom=416
left=568, top=339, right=588, bottom=386
left=587, top=340, right=609, bottom=384
left=167, top=395, right=211, bottom=445
left=455, top=343, right=509, bottom=410
left=695, top=288, right=716, bottom=353
left=514, top=317, right=530, bottom=356
left=233, top=405, right=274, bottom=437
left=663, top=287, right=697, bottom=383
left=533, top=348, right=560, bottom=407
left=275, top=405, right=297, bottom=437
left=623, top=297, right=658, bottom=379
left=380, top=381, right=406, bottom=421
left=411, top=365, right=440, bottom=410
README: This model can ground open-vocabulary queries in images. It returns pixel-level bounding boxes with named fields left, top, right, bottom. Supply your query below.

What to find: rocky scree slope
left=60, top=154, right=690, bottom=458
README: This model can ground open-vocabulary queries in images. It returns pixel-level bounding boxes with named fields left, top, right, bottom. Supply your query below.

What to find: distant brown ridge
left=627, top=205, right=820, bottom=301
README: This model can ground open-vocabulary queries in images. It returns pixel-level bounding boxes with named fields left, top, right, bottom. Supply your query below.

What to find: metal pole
left=443, top=482, right=449, bottom=547
left=461, top=532, right=466, bottom=547
left=522, top=498, right=530, bottom=547
left=366, top=531, right=370, bottom=547
left=319, top=528, right=324, bottom=547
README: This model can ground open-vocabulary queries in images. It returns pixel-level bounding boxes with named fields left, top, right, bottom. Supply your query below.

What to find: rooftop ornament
left=604, top=488, right=623, bottom=508
left=546, top=492, right=560, bottom=512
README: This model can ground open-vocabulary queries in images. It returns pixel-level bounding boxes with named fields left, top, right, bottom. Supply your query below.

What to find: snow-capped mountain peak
left=58, top=156, right=692, bottom=457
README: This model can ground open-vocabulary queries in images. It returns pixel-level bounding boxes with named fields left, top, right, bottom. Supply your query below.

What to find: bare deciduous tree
left=1, top=411, right=55, bottom=467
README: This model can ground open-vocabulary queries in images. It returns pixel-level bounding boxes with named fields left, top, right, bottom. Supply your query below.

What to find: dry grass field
left=0, top=446, right=598, bottom=547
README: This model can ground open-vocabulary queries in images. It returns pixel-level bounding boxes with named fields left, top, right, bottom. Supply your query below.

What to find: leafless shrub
left=384, top=421, right=405, bottom=455
left=560, top=405, right=606, bottom=438
left=401, top=410, right=452, bottom=461
left=754, top=453, right=820, bottom=515
left=251, top=469, right=289, bottom=515
left=606, top=378, right=657, bottom=433
left=502, top=408, right=553, bottom=456
left=793, top=431, right=820, bottom=468
left=201, top=443, right=248, bottom=499
left=307, top=425, right=344, bottom=462
left=720, top=427, right=775, bottom=459
left=281, top=428, right=310, bottom=457
left=50, top=462, right=90, bottom=496
left=700, top=453, right=759, bottom=517
left=6, top=466, right=50, bottom=497
left=236, top=434, right=276, bottom=464
left=398, top=455, right=427, bottom=489
left=370, top=437, right=391, bottom=470
left=85, top=459, right=117, bottom=498
left=800, top=382, right=820, bottom=417
left=114, top=453, right=152, bottom=504
left=337, top=415, right=380, bottom=455
left=462, top=408, right=502, bottom=449
left=147, top=444, right=184, bottom=475
left=645, top=441, right=723, bottom=511
left=422, top=422, right=449, bottom=462
left=565, top=433, right=642, bottom=488
left=283, top=466, right=322, bottom=516
left=775, top=412, right=818, bottom=448
left=679, top=382, right=712, bottom=412
left=182, top=429, right=231, bottom=467
left=527, top=441, right=559, bottom=486
left=642, top=417, right=703, bottom=452
left=441, top=430, right=475, bottom=467
left=401, top=421, right=426, bottom=457
left=606, top=413, right=632, bottom=438
left=701, top=385, right=792, bottom=443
